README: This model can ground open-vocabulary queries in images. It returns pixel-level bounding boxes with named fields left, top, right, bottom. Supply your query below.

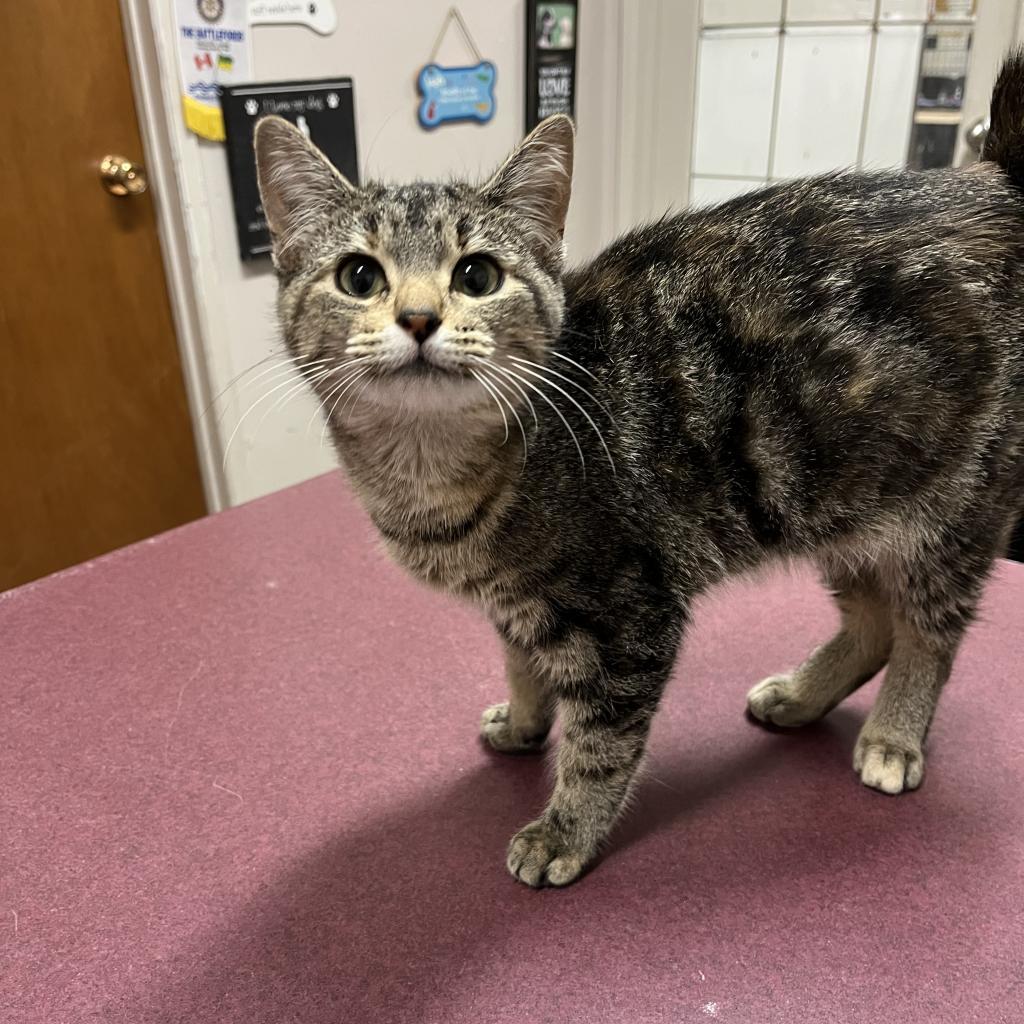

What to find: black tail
left=983, top=48, right=1024, bottom=189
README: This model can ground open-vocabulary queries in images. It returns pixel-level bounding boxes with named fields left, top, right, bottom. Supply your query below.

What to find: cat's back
left=566, top=163, right=1024, bottom=393
left=572, top=163, right=1024, bottom=329
left=561, top=164, right=1024, bottom=549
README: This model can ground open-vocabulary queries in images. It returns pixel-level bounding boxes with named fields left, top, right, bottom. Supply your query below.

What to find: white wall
left=127, top=0, right=1020, bottom=510
left=139, top=0, right=628, bottom=507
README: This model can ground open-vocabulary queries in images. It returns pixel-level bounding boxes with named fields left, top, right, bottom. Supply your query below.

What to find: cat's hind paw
left=479, top=702, right=548, bottom=754
left=507, top=819, right=589, bottom=887
left=853, top=736, right=924, bottom=794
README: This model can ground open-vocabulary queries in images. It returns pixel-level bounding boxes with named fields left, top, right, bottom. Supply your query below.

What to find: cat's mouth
left=388, top=343, right=476, bottom=379
left=397, top=358, right=444, bottom=377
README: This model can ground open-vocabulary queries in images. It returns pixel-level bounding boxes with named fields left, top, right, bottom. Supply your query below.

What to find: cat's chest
left=381, top=518, right=561, bottom=656
left=342, top=431, right=534, bottom=617
left=385, top=533, right=495, bottom=593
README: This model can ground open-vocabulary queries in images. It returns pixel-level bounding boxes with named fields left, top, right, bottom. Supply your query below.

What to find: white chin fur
left=344, top=324, right=500, bottom=416
left=360, top=372, right=487, bottom=414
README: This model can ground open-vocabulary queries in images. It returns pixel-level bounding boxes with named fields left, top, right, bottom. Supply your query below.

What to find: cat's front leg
left=506, top=611, right=682, bottom=887
left=480, top=643, right=554, bottom=753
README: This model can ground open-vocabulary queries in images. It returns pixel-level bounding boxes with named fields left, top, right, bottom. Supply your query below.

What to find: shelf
left=913, top=109, right=962, bottom=125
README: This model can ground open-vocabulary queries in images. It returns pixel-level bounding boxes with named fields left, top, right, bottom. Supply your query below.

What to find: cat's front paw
left=479, top=702, right=548, bottom=754
left=853, top=735, right=924, bottom=794
left=506, top=819, right=589, bottom=887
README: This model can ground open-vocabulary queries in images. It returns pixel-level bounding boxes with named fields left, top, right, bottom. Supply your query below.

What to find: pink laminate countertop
left=2, top=471, right=1023, bottom=1023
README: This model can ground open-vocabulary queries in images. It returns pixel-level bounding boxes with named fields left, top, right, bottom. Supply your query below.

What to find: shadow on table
left=134, top=707, right=878, bottom=1024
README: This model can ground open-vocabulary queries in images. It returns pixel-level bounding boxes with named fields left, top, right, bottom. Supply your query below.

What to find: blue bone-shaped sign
left=417, top=61, right=496, bottom=129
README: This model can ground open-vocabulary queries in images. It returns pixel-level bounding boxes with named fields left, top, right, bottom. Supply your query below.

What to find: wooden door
left=0, top=0, right=207, bottom=591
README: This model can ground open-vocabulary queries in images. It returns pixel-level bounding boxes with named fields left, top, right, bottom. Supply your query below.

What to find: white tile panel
left=861, top=24, right=923, bottom=169
left=690, top=176, right=768, bottom=207
left=786, top=0, right=876, bottom=22
left=879, top=0, right=930, bottom=21
left=771, top=26, right=873, bottom=178
left=694, top=29, right=780, bottom=178
left=702, top=0, right=783, bottom=26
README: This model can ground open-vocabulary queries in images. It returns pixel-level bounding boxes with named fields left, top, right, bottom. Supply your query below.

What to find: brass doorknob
left=99, top=155, right=148, bottom=196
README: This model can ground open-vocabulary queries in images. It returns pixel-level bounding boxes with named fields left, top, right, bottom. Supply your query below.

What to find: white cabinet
left=694, top=29, right=780, bottom=178
left=862, top=24, right=924, bottom=169
left=879, top=0, right=930, bottom=21
left=690, top=176, right=767, bottom=207
left=786, top=0, right=876, bottom=21
left=771, top=26, right=873, bottom=178
left=701, top=0, right=782, bottom=26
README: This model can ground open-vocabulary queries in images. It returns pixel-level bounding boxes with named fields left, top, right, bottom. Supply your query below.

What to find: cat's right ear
left=253, top=115, right=354, bottom=272
left=482, top=115, right=575, bottom=249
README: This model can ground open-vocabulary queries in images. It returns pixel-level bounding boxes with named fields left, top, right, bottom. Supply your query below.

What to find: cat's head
left=253, top=115, right=574, bottom=418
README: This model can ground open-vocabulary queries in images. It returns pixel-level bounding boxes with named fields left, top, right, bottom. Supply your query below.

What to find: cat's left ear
left=254, top=115, right=354, bottom=272
left=482, top=115, right=574, bottom=247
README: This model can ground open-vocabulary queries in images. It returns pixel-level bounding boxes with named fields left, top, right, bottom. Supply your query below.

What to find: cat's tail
left=983, top=48, right=1024, bottom=189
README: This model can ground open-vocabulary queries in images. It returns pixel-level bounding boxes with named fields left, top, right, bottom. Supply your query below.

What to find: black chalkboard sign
left=221, top=78, right=359, bottom=261
left=525, top=1, right=578, bottom=131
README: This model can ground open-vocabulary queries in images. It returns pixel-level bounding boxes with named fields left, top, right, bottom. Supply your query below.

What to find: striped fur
left=255, top=54, right=1024, bottom=887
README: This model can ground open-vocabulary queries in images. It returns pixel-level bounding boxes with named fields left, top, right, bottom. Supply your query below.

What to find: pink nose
left=397, top=310, right=441, bottom=343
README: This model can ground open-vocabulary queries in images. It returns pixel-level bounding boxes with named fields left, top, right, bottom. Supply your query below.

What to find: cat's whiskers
left=469, top=368, right=510, bottom=446
left=478, top=359, right=586, bottom=475
left=338, top=370, right=376, bottom=422
left=202, top=353, right=287, bottom=421
left=254, top=364, right=336, bottom=435
left=208, top=356, right=331, bottom=425
left=509, top=354, right=616, bottom=423
left=306, top=360, right=375, bottom=433
left=547, top=347, right=604, bottom=384
left=476, top=365, right=529, bottom=468
left=456, top=342, right=495, bottom=357
left=503, top=360, right=616, bottom=475
left=346, top=331, right=387, bottom=357
left=449, top=329, right=496, bottom=358
left=478, top=361, right=538, bottom=427
left=222, top=358, right=337, bottom=471
left=320, top=366, right=375, bottom=445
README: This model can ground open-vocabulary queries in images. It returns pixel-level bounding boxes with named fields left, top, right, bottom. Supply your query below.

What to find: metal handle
left=964, top=116, right=990, bottom=156
left=99, top=155, right=148, bottom=196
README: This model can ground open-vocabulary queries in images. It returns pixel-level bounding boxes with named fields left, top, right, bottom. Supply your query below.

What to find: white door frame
left=119, top=0, right=229, bottom=512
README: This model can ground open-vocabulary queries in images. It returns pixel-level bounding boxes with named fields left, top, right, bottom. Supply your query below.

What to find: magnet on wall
left=417, top=7, right=496, bottom=130
left=418, top=62, right=496, bottom=129
left=248, top=0, right=338, bottom=35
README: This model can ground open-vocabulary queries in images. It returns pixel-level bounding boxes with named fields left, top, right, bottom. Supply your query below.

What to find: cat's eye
left=452, top=255, right=503, bottom=298
left=336, top=256, right=387, bottom=299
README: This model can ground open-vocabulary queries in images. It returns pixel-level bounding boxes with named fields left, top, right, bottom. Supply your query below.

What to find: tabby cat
left=254, top=52, right=1024, bottom=887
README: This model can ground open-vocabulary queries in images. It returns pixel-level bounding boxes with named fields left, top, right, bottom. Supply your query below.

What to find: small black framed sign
left=525, top=1, right=578, bottom=131
left=221, top=78, right=359, bottom=260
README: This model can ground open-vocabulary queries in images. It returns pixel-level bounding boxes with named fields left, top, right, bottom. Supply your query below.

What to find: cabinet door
left=690, top=176, right=767, bottom=207
left=694, top=29, right=780, bottom=179
left=786, top=0, right=875, bottom=22
left=861, top=24, right=923, bottom=169
left=771, top=26, right=873, bottom=179
left=701, top=0, right=782, bottom=26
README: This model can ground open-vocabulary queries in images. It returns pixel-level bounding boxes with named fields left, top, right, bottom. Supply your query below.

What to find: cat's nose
left=397, top=310, right=441, bottom=344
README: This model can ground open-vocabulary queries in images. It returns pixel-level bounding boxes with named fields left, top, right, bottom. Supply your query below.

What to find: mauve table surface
left=3, top=473, right=1023, bottom=1024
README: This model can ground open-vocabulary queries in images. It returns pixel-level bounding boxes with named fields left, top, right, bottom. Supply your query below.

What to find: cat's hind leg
left=853, top=539, right=993, bottom=795
left=747, top=560, right=892, bottom=727
left=480, top=643, right=555, bottom=753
